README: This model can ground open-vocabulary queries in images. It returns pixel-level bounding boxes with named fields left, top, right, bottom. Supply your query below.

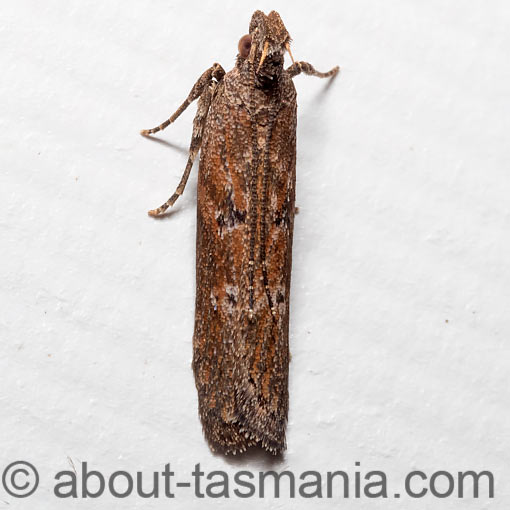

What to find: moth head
left=238, top=10, right=293, bottom=85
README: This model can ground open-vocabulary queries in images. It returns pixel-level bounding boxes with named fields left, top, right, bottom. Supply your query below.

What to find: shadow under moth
left=141, top=10, right=339, bottom=455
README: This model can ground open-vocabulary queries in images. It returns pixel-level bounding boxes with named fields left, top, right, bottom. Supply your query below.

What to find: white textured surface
left=1, top=0, right=509, bottom=507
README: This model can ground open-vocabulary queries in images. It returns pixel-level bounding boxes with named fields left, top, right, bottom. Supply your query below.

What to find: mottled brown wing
left=192, top=71, right=297, bottom=454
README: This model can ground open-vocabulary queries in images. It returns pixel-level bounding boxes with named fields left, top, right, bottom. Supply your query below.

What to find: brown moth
left=141, top=10, right=338, bottom=455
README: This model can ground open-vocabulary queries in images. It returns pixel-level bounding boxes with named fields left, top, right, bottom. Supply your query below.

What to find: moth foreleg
left=147, top=80, right=216, bottom=217
left=140, top=63, right=225, bottom=135
left=286, top=61, right=339, bottom=80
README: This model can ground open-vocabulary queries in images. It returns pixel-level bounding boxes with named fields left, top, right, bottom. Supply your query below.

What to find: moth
left=141, top=10, right=338, bottom=455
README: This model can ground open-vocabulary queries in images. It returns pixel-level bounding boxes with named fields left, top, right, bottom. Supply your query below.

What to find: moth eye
left=238, top=34, right=252, bottom=58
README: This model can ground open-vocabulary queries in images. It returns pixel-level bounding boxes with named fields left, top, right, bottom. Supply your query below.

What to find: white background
left=1, top=0, right=509, bottom=508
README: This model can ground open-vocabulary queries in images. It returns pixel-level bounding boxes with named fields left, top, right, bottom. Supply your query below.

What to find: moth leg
left=140, top=63, right=225, bottom=135
left=286, top=61, right=339, bottom=80
left=147, top=79, right=216, bottom=217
